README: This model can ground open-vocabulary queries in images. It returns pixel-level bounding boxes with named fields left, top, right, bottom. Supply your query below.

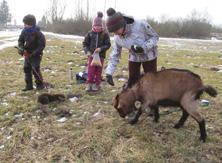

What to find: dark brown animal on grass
left=37, top=93, right=66, bottom=105
left=113, top=69, right=217, bottom=142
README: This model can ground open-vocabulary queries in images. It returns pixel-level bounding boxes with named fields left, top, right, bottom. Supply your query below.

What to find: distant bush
left=38, top=10, right=221, bottom=39
left=38, top=14, right=92, bottom=36
left=43, top=18, right=92, bottom=35
left=147, top=11, right=213, bottom=39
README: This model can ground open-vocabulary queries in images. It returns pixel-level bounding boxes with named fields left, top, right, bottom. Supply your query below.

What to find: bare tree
left=86, top=0, right=89, bottom=19
left=48, top=0, right=66, bottom=23
left=0, top=0, right=11, bottom=27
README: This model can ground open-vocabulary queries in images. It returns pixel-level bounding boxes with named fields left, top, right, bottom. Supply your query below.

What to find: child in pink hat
left=83, top=12, right=111, bottom=91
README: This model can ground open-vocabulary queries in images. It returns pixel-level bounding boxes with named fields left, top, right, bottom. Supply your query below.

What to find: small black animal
left=37, top=93, right=66, bottom=105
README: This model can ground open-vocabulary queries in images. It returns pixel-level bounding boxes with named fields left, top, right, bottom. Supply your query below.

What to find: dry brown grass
left=0, top=36, right=221, bottom=162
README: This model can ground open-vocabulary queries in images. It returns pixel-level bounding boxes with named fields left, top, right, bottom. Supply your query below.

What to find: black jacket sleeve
left=18, top=30, right=25, bottom=50
left=31, top=31, right=46, bottom=56
left=82, top=32, right=91, bottom=54
left=100, top=32, right=111, bottom=53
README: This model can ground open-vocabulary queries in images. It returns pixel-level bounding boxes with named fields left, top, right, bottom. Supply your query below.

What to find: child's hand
left=17, top=47, right=24, bottom=55
left=87, top=51, right=92, bottom=57
left=94, top=48, right=101, bottom=53
left=23, top=50, right=29, bottom=58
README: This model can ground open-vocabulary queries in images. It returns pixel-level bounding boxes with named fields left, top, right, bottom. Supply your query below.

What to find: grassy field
left=0, top=35, right=222, bottom=162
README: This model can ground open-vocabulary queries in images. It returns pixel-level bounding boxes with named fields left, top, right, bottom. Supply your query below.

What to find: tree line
left=37, top=0, right=221, bottom=39
left=0, top=0, right=221, bottom=39
left=38, top=9, right=221, bottom=39
left=147, top=11, right=220, bottom=39
left=0, top=0, right=11, bottom=28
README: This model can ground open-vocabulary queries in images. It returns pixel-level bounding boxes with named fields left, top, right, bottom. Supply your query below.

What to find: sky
left=4, top=0, right=222, bottom=26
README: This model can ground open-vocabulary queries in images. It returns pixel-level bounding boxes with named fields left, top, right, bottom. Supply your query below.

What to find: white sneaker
left=85, top=84, right=92, bottom=91
left=91, top=84, right=100, bottom=91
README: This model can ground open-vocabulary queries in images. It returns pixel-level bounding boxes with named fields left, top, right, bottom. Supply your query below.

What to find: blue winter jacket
left=18, top=26, right=45, bottom=56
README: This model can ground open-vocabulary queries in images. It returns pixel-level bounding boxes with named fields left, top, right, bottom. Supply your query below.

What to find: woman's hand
left=131, top=45, right=144, bottom=53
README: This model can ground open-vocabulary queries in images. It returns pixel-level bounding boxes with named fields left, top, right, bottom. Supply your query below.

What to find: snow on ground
left=0, top=40, right=18, bottom=50
left=44, top=32, right=83, bottom=40
left=159, top=37, right=222, bottom=52
left=0, top=30, right=21, bottom=50
left=0, top=30, right=21, bottom=37
left=160, top=37, right=222, bottom=43
left=0, top=30, right=84, bottom=50
left=0, top=30, right=222, bottom=51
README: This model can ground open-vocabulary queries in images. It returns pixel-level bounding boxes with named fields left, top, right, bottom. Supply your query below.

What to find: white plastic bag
left=91, top=52, right=102, bottom=67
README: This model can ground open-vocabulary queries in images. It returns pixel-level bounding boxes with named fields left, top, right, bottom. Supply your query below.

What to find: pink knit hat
left=92, top=11, right=103, bottom=27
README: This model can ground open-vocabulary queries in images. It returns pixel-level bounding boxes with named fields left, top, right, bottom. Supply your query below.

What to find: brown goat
left=113, top=69, right=217, bottom=142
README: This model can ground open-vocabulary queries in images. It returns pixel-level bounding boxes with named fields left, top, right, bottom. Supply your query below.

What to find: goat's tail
left=203, top=85, right=217, bottom=97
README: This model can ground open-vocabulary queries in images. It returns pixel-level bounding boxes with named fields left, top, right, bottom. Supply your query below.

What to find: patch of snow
left=92, top=109, right=101, bottom=117
left=160, top=37, right=222, bottom=43
left=65, top=85, right=72, bottom=89
left=68, top=62, right=74, bottom=65
left=118, top=78, right=126, bottom=82
left=14, top=113, right=23, bottom=118
left=10, top=92, right=16, bottom=96
left=6, top=135, right=12, bottom=140
left=69, top=97, right=78, bottom=103
left=0, top=40, right=17, bottom=50
left=1, top=102, right=9, bottom=106
left=211, top=37, right=218, bottom=40
left=0, top=30, right=21, bottom=37
left=43, top=68, right=51, bottom=72
left=206, top=124, right=214, bottom=129
left=4, top=112, right=9, bottom=116
left=57, top=117, right=67, bottom=123
left=0, top=30, right=84, bottom=50
left=0, top=145, right=5, bottom=149
left=44, top=32, right=83, bottom=40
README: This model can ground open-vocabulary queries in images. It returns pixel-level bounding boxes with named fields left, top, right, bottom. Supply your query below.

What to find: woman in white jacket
left=105, top=8, right=159, bottom=88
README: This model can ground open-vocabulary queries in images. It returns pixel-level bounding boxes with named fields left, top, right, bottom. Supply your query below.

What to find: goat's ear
left=112, top=94, right=119, bottom=109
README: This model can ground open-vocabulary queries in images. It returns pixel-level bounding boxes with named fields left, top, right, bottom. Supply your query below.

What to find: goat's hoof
left=173, top=124, right=181, bottom=129
left=153, top=119, right=159, bottom=123
left=199, top=136, right=206, bottom=143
